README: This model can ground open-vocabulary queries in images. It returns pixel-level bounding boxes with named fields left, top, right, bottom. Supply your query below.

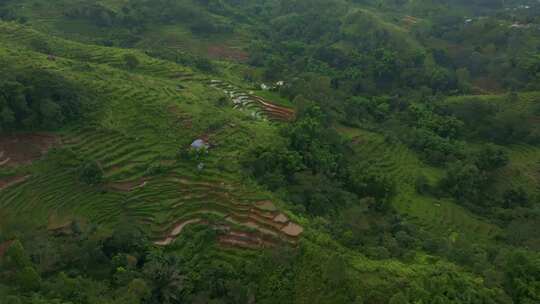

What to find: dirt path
left=154, top=218, right=202, bottom=246
left=108, top=179, right=147, bottom=192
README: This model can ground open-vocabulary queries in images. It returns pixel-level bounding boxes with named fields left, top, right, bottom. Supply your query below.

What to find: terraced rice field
left=0, top=127, right=303, bottom=249
left=210, top=80, right=296, bottom=122
left=0, top=21, right=302, bottom=249
left=342, top=127, right=501, bottom=242
left=0, top=23, right=199, bottom=82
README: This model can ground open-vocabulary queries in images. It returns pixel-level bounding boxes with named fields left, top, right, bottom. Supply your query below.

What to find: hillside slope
left=1, top=1, right=539, bottom=303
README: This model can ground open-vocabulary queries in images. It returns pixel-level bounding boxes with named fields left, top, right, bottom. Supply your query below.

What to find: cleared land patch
left=155, top=218, right=202, bottom=246
left=0, top=175, right=32, bottom=191
left=207, top=45, right=249, bottom=62
left=0, top=133, right=59, bottom=167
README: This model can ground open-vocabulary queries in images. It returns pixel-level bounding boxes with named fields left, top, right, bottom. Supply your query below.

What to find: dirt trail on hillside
left=108, top=179, right=147, bottom=192
left=0, top=175, right=31, bottom=191
left=154, top=219, right=202, bottom=246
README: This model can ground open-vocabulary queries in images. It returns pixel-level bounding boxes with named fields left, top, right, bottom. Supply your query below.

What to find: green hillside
left=1, top=1, right=539, bottom=304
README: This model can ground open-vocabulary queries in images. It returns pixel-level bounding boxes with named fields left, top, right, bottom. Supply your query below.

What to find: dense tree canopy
left=0, top=66, right=84, bottom=131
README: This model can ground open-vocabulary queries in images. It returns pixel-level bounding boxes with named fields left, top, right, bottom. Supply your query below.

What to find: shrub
left=347, top=170, right=396, bottom=204
left=127, top=278, right=151, bottom=302
left=29, top=38, right=51, bottom=53
left=3, top=296, right=22, bottom=304
left=503, top=188, right=529, bottom=209
left=408, top=128, right=465, bottom=165
left=16, top=266, right=42, bottom=292
left=2, top=240, right=31, bottom=270
left=242, top=144, right=304, bottom=189
left=215, top=96, right=228, bottom=107
left=440, top=161, right=487, bottom=203
left=389, top=292, right=409, bottom=304
left=365, top=246, right=390, bottom=260
left=415, top=175, right=431, bottom=195
left=475, top=144, right=509, bottom=171
left=123, top=54, right=140, bottom=70
left=194, top=56, right=214, bottom=72
left=79, top=160, right=104, bottom=185
left=145, top=162, right=167, bottom=176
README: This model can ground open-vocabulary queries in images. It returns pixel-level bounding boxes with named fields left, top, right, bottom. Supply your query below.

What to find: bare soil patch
left=108, top=178, right=148, bottom=192
left=0, top=175, right=31, bottom=191
left=218, top=228, right=278, bottom=249
left=273, top=213, right=289, bottom=224
left=207, top=45, right=249, bottom=62
left=280, top=222, right=304, bottom=237
left=472, top=77, right=504, bottom=94
left=0, top=240, right=14, bottom=259
left=155, top=218, right=202, bottom=246
left=167, top=105, right=193, bottom=128
left=0, top=133, right=59, bottom=166
left=254, top=200, right=277, bottom=212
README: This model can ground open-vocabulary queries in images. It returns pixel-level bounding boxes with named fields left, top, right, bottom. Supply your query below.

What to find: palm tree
left=144, top=254, right=186, bottom=304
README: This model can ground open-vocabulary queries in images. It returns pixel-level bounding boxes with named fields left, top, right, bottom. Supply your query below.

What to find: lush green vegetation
left=0, top=0, right=539, bottom=303
left=0, top=64, right=85, bottom=131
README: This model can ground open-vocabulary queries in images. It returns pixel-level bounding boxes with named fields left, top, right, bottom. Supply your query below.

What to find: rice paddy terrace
left=0, top=21, right=303, bottom=250
left=339, top=126, right=502, bottom=243
left=2, top=20, right=536, bottom=251
left=1, top=19, right=521, bottom=249
left=0, top=127, right=303, bottom=249
left=210, top=80, right=296, bottom=122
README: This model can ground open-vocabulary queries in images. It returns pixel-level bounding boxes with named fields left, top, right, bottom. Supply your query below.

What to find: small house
left=191, top=139, right=209, bottom=150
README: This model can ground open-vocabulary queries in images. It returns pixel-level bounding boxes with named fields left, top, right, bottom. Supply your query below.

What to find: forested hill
left=0, top=1, right=539, bottom=304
